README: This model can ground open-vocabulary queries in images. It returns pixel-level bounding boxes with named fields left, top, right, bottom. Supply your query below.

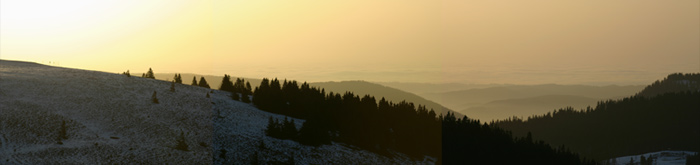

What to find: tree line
left=248, top=78, right=591, bottom=164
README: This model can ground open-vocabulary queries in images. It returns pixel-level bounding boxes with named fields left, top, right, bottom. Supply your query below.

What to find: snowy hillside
left=605, top=150, right=697, bottom=165
left=0, top=60, right=427, bottom=164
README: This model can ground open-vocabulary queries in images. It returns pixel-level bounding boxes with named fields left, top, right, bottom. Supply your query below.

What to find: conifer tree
left=175, top=130, right=189, bottom=151
left=220, top=74, right=234, bottom=92
left=173, top=74, right=182, bottom=83
left=152, top=91, right=159, bottom=103
left=145, top=68, right=155, bottom=79
left=258, top=139, right=266, bottom=150
left=282, top=117, right=298, bottom=139
left=265, top=117, right=279, bottom=137
left=629, top=157, right=634, bottom=165
left=170, top=82, right=176, bottom=92
left=198, top=77, right=210, bottom=88
left=57, top=120, right=67, bottom=144
left=191, top=76, right=198, bottom=86
left=245, top=82, right=253, bottom=95
left=60, top=120, right=67, bottom=139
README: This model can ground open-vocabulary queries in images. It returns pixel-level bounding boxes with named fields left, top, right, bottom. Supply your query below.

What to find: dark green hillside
left=636, top=73, right=700, bottom=97
left=248, top=78, right=593, bottom=164
left=494, top=91, right=700, bottom=160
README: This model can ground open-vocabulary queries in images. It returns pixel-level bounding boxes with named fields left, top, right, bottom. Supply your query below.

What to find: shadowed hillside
left=493, top=73, right=700, bottom=160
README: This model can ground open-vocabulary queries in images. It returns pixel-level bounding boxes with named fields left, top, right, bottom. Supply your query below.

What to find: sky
left=1, top=0, right=698, bottom=85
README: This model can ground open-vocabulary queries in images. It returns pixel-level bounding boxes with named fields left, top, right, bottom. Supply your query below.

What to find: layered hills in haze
left=420, top=84, right=644, bottom=122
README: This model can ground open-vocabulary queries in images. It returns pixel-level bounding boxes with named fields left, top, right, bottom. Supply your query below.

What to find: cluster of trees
left=254, top=78, right=439, bottom=156
left=638, top=155, right=654, bottom=165
left=494, top=91, right=700, bottom=160
left=122, top=70, right=131, bottom=77
left=253, top=78, right=591, bottom=163
left=173, top=74, right=183, bottom=83
left=605, top=156, right=655, bottom=165
left=191, top=76, right=210, bottom=88
left=265, top=117, right=298, bottom=140
left=219, top=75, right=252, bottom=103
left=142, top=68, right=155, bottom=79
left=120, top=68, right=158, bottom=79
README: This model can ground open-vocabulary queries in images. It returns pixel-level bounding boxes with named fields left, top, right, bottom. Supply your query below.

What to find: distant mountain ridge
left=417, top=84, right=643, bottom=121
left=464, top=95, right=600, bottom=122
left=424, top=84, right=643, bottom=109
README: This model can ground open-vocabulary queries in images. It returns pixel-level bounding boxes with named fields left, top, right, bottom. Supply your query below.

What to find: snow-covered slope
left=0, top=60, right=427, bottom=164
left=605, top=150, right=697, bottom=165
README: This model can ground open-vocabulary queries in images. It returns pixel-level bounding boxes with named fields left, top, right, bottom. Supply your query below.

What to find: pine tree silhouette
left=173, top=74, right=182, bottom=83
left=57, top=120, right=67, bottom=144
left=145, top=68, right=155, bottom=79
left=198, top=77, right=210, bottom=89
left=220, top=74, right=234, bottom=92
left=175, top=130, right=189, bottom=151
left=152, top=91, right=159, bottom=104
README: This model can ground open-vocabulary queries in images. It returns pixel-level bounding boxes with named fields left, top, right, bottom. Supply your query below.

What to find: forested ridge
left=636, top=73, right=700, bottom=97
left=212, top=76, right=593, bottom=164
left=494, top=73, right=700, bottom=160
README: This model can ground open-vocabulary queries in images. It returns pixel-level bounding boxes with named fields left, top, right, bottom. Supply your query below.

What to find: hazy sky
left=2, top=0, right=698, bottom=85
